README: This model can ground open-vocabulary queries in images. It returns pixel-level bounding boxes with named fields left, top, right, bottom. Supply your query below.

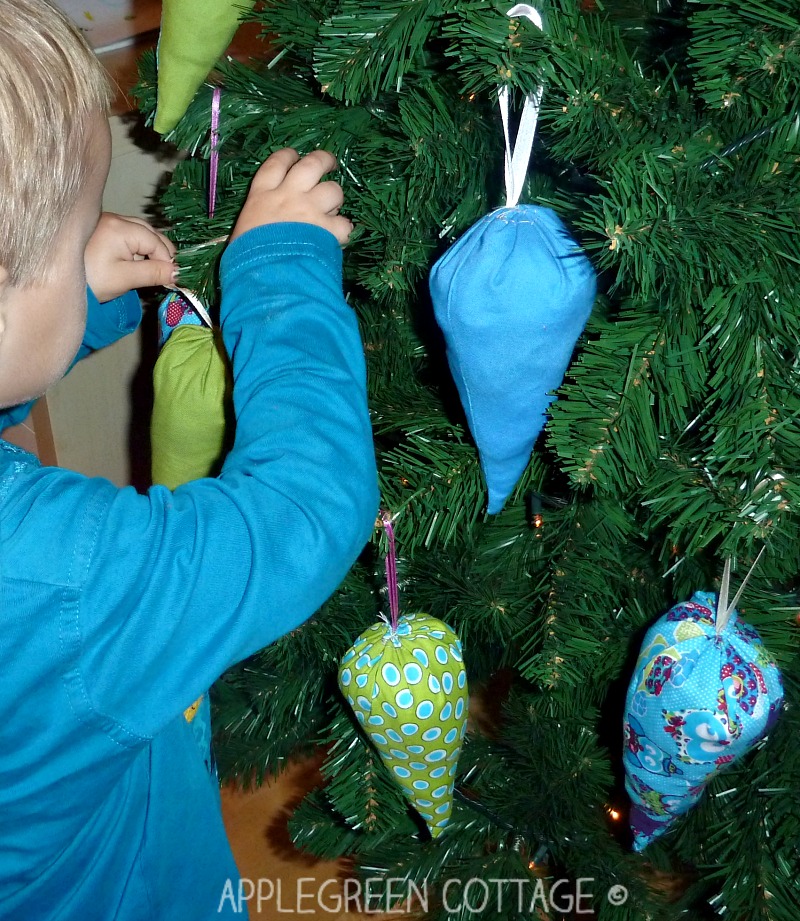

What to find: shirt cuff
left=79, top=288, right=143, bottom=356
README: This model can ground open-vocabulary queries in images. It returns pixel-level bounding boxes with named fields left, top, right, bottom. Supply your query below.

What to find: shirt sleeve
left=36, top=223, right=378, bottom=744
left=75, top=288, right=142, bottom=360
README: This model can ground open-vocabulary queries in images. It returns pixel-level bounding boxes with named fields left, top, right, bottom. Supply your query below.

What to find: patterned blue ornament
left=623, top=590, right=783, bottom=851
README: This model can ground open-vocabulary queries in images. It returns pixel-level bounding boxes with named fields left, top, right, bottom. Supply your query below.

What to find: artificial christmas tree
left=137, top=0, right=800, bottom=917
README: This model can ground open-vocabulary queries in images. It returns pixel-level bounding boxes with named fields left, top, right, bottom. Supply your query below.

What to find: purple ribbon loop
left=209, top=87, right=222, bottom=218
left=381, top=511, right=400, bottom=632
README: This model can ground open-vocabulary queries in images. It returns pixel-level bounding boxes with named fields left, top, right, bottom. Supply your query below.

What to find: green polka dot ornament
left=339, top=612, right=468, bottom=837
left=338, top=516, right=468, bottom=837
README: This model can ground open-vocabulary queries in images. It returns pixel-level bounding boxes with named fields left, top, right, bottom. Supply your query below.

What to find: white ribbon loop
left=501, top=5, right=544, bottom=208
left=716, top=546, right=766, bottom=634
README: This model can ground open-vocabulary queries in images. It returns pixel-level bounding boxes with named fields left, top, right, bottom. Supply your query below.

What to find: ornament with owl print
left=623, top=554, right=783, bottom=851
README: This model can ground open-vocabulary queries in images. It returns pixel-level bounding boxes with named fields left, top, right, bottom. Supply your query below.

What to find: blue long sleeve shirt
left=0, top=224, right=379, bottom=920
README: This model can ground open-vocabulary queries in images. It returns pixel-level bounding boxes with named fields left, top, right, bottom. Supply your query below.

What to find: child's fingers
left=233, top=150, right=344, bottom=242
left=119, top=219, right=177, bottom=263
left=117, top=216, right=177, bottom=259
left=321, top=214, right=354, bottom=247
left=115, top=254, right=179, bottom=292
left=309, top=181, right=345, bottom=215
left=283, top=149, right=339, bottom=191
left=251, top=148, right=301, bottom=191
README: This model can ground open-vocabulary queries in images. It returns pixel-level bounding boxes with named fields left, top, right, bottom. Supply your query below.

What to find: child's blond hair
left=0, top=0, right=112, bottom=287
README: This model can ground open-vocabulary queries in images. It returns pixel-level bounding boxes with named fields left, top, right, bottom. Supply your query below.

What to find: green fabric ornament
left=151, top=324, right=232, bottom=490
left=154, top=0, right=256, bottom=134
left=338, top=612, right=469, bottom=838
left=150, top=304, right=232, bottom=755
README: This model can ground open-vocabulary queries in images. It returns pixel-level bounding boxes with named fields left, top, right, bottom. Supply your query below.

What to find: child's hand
left=85, top=213, right=177, bottom=303
left=231, top=149, right=353, bottom=246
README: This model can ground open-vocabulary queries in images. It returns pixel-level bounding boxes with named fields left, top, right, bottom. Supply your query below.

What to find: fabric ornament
left=338, top=515, right=468, bottom=837
left=151, top=287, right=232, bottom=774
left=151, top=290, right=231, bottom=490
left=429, top=5, right=596, bottom=514
left=154, top=0, right=255, bottom=134
left=623, top=555, right=784, bottom=851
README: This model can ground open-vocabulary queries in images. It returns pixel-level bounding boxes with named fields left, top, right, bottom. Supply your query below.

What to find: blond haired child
left=0, top=2, right=378, bottom=918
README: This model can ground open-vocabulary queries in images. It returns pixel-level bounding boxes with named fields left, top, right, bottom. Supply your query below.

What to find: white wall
left=54, top=1, right=161, bottom=50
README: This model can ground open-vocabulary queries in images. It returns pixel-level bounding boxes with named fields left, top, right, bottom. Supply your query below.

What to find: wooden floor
left=219, top=686, right=503, bottom=920
left=221, top=757, right=397, bottom=920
